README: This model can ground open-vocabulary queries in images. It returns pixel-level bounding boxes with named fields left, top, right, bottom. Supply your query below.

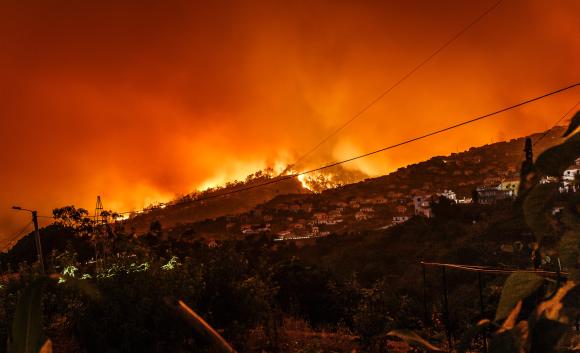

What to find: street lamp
left=12, top=206, right=45, bottom=274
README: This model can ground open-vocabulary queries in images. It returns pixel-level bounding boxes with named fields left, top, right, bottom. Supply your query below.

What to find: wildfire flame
left=297, top=174, right=312, bottom=191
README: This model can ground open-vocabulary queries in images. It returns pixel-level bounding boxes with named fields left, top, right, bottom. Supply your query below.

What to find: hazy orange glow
left=1, top=0, right=579, bottom=244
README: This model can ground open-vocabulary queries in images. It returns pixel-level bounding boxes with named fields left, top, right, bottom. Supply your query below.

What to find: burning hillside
left=122, top=173, right=309, bottom=234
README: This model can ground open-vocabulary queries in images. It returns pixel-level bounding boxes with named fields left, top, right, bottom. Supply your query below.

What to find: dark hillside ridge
left=321, top=126, right=566, bottom=201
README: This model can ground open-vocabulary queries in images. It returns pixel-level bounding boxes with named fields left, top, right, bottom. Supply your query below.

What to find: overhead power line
left=112, top=82, right=578, bottom=213
left=23, top=83, right=579, bottom=219
left=1, top=221, right=33, bottom=252
left=292, top=0, right=503, bottom=166
left=533, top=100, right=579, bottom=146
left=420, top=262, right=567, bottom=278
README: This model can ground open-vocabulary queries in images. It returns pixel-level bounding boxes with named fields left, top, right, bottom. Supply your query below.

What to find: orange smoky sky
left=0, top=0, right=579, bottom=244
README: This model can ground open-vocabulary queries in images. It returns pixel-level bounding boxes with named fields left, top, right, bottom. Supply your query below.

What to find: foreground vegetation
left=1, top=193, right=576, bottom=353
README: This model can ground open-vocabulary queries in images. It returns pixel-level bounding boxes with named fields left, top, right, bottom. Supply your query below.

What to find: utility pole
left=12, top=206, right=45, bottom=274
left=31, top=211, right=45, bottom=274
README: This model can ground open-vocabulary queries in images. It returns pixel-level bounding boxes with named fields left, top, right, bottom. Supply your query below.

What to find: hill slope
left=123, top=175, right=309, bottom=234
left=126, top=126, right=567, bottom=239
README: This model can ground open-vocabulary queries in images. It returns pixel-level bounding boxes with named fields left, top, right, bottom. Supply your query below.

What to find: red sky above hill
left=1, top=0, right=579, bottom=244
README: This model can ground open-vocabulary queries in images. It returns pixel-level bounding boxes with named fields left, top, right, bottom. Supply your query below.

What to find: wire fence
left=419, top=261, right=574, bottom=353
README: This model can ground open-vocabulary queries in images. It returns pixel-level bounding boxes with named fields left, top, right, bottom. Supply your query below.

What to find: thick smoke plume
left=1, top=0, right=579, bottom=243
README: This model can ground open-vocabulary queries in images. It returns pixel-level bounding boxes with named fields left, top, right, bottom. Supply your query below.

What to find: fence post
left=422, top=263, right=430, bottom=326
left=441, top=267, right=452, bottom=351
left=478, top=272, right=488, bottom=353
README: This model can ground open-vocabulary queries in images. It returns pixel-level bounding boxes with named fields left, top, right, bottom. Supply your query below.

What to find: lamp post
left=12, top=206, right=45, bottom=274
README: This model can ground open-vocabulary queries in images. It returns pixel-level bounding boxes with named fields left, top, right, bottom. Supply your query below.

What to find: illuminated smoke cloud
left=0, top=1, right=578, bottom=242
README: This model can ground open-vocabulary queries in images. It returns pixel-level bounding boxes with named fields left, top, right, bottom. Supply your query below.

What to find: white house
left=561, top=167, right=579, bottom=193
left=439, top=190, right=457, bottom=202
left=392, top=216, right=410, bottom=225
left=563, top=168, right=579, bottom=182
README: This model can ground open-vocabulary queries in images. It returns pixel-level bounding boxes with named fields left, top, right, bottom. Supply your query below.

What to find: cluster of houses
left=400, top=158, right=580, bottom=224
left=271, top=197, right=388, bottom=241
left=237, top=157, right=580, bottom=242
left=475, top=158, right=580, bottom=204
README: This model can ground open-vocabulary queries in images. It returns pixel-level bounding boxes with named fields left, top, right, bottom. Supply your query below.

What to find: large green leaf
left=386, top=329, right=442, bottom=351
left=495, top=273, right=544, bottom=321
left=10, top=280, right=46, bottom=353
left=562, top=111, right=580, bottom=137
left=523, top=183, right=558, bottom=239
left=535, top=133, right=580, bottom=177
left=529, top=318, right=568, bottom=353
left=457, top=319, right=492, bottom=353
left=175, top=300, right=238, bottom=353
